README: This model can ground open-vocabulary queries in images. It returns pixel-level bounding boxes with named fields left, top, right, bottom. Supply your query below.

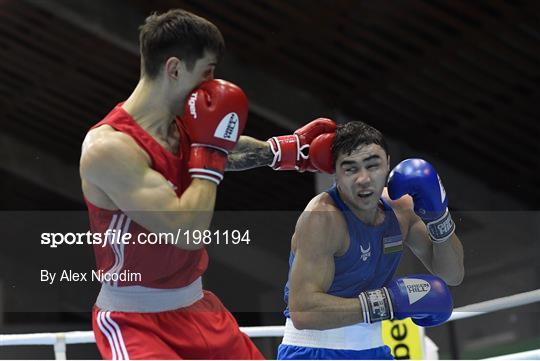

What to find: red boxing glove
left=183, top=79, right=248, bottom=184
left=309, top=132, right=335, bottom=174
left=267, top=118, right=336, bottom=172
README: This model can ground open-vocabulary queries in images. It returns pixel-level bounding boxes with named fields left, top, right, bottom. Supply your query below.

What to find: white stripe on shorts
left=97, top=311, right=129, bottom=360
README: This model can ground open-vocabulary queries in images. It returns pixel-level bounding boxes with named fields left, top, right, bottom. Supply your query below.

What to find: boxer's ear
left=165, top=57, right=182, bottom=79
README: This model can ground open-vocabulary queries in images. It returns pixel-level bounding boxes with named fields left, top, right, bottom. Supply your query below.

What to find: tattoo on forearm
left=226, top=151, right=274, bottom=171
left=226, top=136, right=274, bottom=171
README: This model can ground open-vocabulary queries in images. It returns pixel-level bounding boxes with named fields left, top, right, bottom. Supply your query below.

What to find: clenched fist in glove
left=183, top=79, right=248, bottom=184
left=388, top=159, right=455, bottom=243
left=359, top=274, right=453, bottom=327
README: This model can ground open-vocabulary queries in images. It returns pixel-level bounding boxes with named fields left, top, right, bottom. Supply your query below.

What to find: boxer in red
left=79, top=9, right=335, bottom=360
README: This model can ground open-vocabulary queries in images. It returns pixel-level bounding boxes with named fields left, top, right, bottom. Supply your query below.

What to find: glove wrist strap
left=358, top=287, right=394, bottom=324
left=267, top=135, right=300, bottom=170
left=268, top=134, right=301, bottom=170
left=188, top=146, right=227, bottom=185
left=267, top=138, right=280, bottom=169
left=426, top=208, right=456, bottom=243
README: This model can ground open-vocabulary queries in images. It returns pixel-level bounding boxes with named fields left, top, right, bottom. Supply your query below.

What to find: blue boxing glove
left=388, top=158, right=455, bottom=242
left=358, top=275, right=453, bottom=327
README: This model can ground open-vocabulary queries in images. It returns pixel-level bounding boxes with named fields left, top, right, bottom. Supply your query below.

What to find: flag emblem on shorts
left=383, top=235, right=403, bottom=253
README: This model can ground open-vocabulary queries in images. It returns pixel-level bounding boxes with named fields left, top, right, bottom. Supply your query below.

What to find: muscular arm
left=225, top=135, right=274, bottom=171
left=80, top=130, right=215, bottom=250
left=396, top=196, right=465, bottom=286
left=288, top=204, right=364, bottom=330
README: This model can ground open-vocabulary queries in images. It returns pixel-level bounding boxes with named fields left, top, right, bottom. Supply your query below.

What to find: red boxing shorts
left=92, top=291, right=264, bottom=360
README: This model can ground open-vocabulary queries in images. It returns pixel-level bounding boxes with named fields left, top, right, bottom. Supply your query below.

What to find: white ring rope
left=449, top=289, right=540, bottom=321
left=1, top=288, right=539, bottom=359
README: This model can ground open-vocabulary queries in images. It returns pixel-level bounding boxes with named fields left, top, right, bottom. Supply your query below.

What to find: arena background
left=0, top=0, right=539, bottom=359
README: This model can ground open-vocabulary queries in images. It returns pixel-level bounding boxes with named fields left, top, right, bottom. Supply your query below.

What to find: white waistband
left=96, top=277, right=203, bottom=312
left=282, top=318, right=384, bottom=351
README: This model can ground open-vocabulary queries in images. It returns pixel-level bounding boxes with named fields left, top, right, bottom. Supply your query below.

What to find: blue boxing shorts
left=277, top=319, right=393, bottom=360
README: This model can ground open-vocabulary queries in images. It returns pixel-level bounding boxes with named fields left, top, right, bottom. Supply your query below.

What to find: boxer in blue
left=278, top=121, right=464, bottom=360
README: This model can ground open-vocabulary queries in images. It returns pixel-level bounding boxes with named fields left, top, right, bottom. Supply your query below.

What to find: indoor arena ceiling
left=1, top=0, right=539, bottom=208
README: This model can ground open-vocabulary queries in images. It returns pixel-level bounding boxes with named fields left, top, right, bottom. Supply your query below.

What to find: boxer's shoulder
left=84, top=125, right=139, bottom=154
left=81, top=125, right=151, bottom=182
left=305, top=192, right=344, bottom=219
left=292, top=192, right=347, bottom=254
left=83, top=126, right=150, bottom=163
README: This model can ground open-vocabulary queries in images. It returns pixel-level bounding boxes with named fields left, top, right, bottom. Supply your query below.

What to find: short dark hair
left=138, top=9, right=225, bottom=78
left=333, top=121, right=388, bottom=165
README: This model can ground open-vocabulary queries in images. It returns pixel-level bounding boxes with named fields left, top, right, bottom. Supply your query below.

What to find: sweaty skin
left=288, top=144, right=464, bottom=330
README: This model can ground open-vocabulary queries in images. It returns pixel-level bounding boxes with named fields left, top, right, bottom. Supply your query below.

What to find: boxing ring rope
left=1, top=289, right=539, bottom=360
left=448, top=288, right=540, bottom=321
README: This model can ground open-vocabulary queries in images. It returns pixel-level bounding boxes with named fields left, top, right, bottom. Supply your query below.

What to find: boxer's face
left=181, top=50, right=217, bottom=93
left=335, top=143, right=390, bottom=212
left=169, top=51, right=217, bottom=115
